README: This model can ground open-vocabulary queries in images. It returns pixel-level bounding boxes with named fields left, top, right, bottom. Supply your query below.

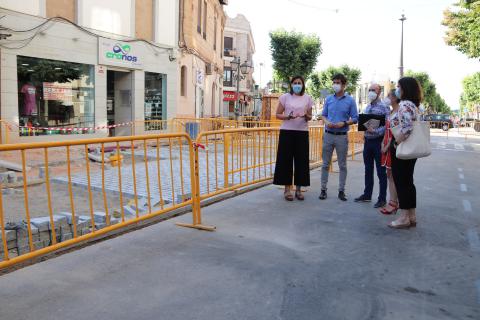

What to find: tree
left=307, top=65, right=361, bottom=100
left=269, top=29, right=322, bottom=86
left=405, top=71, right=451, bottom=114
left=442, top=0, right=480, bottom=59
left=461, top=72, right=480, bottom=113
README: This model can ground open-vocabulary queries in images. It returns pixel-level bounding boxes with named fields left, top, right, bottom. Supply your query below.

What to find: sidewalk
left=0, top=148, right=479, bottom=320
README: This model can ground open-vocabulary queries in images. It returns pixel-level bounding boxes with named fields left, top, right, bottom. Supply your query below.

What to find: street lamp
left=230, top=56, right=252, bottom=119
left=399, top=13, right=407, bottom=78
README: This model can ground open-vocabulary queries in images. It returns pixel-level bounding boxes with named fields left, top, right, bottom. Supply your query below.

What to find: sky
left=225, top=0, right=480, bottom=110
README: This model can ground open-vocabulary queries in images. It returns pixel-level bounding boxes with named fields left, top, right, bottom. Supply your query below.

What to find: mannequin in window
left=20, top=80, right=38, bottom=116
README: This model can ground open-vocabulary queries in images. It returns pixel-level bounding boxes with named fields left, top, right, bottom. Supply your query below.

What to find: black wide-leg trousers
left=390, top=144, right=417, bottom=209
left=273, top=129, right=310, bottom=187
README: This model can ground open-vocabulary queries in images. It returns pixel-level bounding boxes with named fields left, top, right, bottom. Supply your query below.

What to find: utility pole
left=399, top=13, right=407, bottom=78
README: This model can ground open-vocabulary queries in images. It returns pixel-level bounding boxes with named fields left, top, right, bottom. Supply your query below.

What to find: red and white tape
left=7, top=122, right=134, bottom=132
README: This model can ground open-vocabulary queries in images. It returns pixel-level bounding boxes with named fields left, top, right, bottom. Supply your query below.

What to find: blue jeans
left=363, top=137, right=387, bottom=201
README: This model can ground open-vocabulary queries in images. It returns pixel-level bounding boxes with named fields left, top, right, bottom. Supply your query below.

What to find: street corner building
left=0, top=0, right=228, bottom=143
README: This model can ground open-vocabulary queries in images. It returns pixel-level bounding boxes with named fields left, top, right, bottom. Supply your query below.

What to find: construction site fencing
left=0, top=124, right=366, bottom=268
left=0, top=133, right=196, bottom=269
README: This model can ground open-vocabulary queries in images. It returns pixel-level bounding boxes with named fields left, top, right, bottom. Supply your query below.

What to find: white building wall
left=0, top=0, right=46, bottom=17
left=0, top=8, right=178, bottom=143
left=77, top=0, right=135, bottom=37
left=154, top=0, right=178, bottom=47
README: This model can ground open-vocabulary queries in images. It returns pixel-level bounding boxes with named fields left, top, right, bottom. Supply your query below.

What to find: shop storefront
left=0, top=8, right=177, bottom=143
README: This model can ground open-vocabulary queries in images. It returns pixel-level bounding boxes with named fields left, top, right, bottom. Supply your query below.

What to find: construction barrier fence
left=0, top=124, right=364, bottom=269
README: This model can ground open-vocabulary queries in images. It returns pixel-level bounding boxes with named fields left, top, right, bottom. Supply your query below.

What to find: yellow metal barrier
left=0, top=120, right=11, bottom=144
left=0, top=133, right=196, bottom=269
left=0, top=121, right=366, bottom=268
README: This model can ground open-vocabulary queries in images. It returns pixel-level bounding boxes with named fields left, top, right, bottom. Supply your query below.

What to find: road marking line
left=476, top=280, right=480, bottom=305
left=461, top=184, right=468, bottom=192
left=437, top=142, right=446, bottom=148
left=458, top=168, right=463, bottom=172
left=467, top=229, right=480, bottom=252
left=459, top=173, right=465, bottom=179
left=463, top=199, right=472, bottom=212
left=454, top=144, right=463, bottom=150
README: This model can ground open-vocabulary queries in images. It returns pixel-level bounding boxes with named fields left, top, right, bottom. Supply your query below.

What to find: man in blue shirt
left=319, top=74, right=359, bottom=201
left=354, top=83, right=390, bottom=208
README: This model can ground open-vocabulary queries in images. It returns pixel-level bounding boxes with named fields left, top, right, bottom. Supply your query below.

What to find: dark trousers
left=363, top=137, right=387, bottom=201
left=391, top=145, right=417, bottom=209
left=273, top=130, right=310, bottom=186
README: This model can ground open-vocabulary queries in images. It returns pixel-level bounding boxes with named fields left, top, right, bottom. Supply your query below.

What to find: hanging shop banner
left=98, top=37, right=143, bottom=69
left=43, top=82, right=73, bottom=102
left=223, top=91, right=237, bottom=101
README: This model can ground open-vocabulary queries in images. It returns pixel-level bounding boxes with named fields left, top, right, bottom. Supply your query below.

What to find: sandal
left=295, top=190, right=304, bottom=201
left=409, top=212, right=417, bottom=227
left=284, top=191, right=294, bottom=201
left=380, top=200, right=399, bottom=215
left=388, top=219, right=411, bottom=229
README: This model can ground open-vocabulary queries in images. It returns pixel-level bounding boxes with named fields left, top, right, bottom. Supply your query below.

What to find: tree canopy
left=269, top=29, right=322, bottom=84
left=307, top=65, right=361, bottom=100
left=461, top=72, right=480, bottom=112
left=405, top=71, right=451, bottom=114
left=442, top=0, right=480, bottom=59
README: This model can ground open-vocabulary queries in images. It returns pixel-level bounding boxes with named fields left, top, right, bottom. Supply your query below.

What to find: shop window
left=180, top=66, right=187, bottom=97
left=203, top=1, right=207, bottom=40
left=197, top=0, right=202, bottom=34
left=144, top=72, right=166, bottom=131
left=17, top=56, right=95, bottom=136
left=223, top=67, right=232, bottom=87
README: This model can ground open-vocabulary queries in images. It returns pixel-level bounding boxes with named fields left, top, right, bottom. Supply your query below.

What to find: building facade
left=222, top=14, right=255, bottom=118
left=177, top=0, right=227, bottom=118
left=0, top=0, right=179, bottom=143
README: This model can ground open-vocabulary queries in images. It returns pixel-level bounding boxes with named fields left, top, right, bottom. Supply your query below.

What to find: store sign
left=43, top=82, right=73, bottom=102
left=223, top=91, right=237, bottom=101
left=98, top=37, right=143, bottom=69
left=196, top=69, right=204, bottom=86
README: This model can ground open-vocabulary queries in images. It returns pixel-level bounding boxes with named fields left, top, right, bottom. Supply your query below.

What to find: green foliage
left=461, top=72, right=480, bottom=111
left=307, top=65, right=361, bottom=100
left=442, top=0, right=480, bottom=59
left=405, top=71, right=451, bottom=114
left=17, top=60, right=86, bottom=84
left=269, top=29, right=322, bottom=84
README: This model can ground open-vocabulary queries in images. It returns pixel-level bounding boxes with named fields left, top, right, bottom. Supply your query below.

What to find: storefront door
left=107, top=70, right=132, bottom=136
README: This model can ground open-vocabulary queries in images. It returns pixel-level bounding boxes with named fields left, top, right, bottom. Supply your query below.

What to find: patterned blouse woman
left=388, top=77, right=422, bottom=229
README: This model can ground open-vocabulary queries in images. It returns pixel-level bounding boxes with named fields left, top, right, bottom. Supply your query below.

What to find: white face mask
left=368, top=91, right=378, bottom=102
left=333, top=84, right=342, bottom=93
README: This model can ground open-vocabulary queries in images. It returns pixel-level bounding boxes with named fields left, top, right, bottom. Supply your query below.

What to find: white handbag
left=391, top=120, right=431, bottom=160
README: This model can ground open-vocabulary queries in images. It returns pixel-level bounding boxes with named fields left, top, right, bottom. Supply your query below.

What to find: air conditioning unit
left=205, top=63, right=214, bottom=75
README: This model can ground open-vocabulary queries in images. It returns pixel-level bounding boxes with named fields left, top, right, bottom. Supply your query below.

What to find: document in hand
left=358, top=114, right=386, bottom=131
left=363, top=119, right=380, bottom=130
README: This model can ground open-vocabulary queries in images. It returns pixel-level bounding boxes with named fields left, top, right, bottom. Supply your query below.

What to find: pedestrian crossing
left=431, top=141, right=480, bottom=153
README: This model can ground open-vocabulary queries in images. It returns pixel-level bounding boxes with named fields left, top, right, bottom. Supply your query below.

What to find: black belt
left=325, top=130, right=347, bottom=136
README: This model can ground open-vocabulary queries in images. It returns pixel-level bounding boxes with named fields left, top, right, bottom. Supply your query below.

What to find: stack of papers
left=363, top=119, right=380, bottom=130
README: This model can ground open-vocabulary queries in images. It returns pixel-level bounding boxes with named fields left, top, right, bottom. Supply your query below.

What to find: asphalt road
left=0, top=133, right=479, bottom=320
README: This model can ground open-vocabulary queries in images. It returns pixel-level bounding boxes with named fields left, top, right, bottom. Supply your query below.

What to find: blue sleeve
left=350, top=98, right=359, bottom=123
left=374, top=105, right=389, bottom=135
left=322, top=98, right=329, bottom=117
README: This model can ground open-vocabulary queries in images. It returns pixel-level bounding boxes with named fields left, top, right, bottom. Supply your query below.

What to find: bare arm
left=276, top=102, right=291, bottom=120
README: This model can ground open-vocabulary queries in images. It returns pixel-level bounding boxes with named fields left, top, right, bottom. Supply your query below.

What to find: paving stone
left=93, top=212, right=107, bottom=223
left=30, top=215, right=68, bottom=231
left=60, top=233, right=73, bottom=242
left=0, top=229, right=16, bottom=242
left=56, top=212, right=79, bottom=224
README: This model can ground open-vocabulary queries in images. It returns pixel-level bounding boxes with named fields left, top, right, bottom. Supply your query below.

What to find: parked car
left=424, top=114, right=453, bottom=131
